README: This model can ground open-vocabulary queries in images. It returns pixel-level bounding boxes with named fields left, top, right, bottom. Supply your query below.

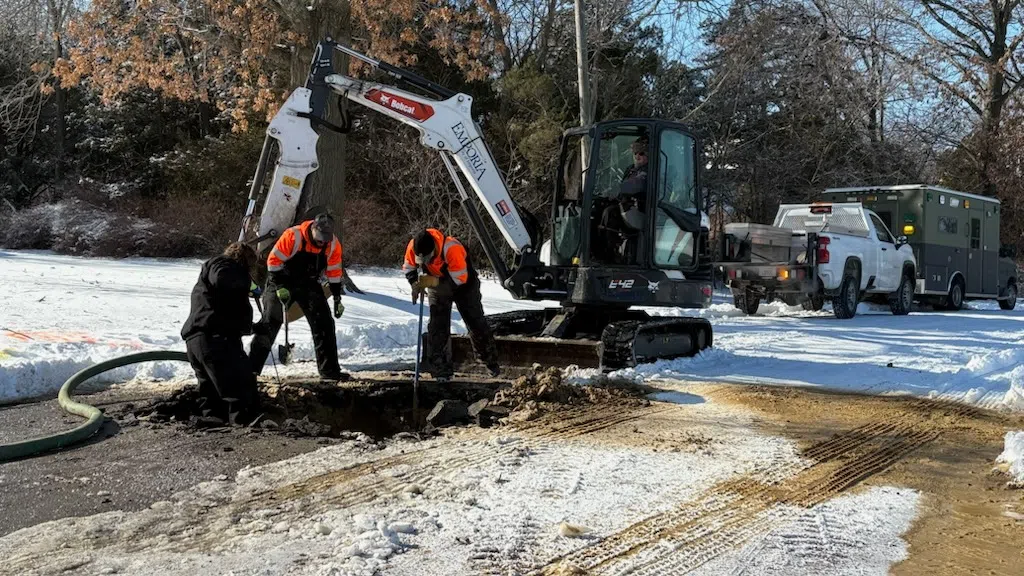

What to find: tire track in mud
left=2, top=402, right=663, bottom=572
left=538, top=401, right=970, bottom=575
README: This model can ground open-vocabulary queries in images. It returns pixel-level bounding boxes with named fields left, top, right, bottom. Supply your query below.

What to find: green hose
left=0, top=350, right=189, bottom=462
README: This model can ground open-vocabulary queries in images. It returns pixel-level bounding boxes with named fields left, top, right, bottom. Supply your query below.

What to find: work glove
left=405, top=269, right=419, bottom=285
left=410, top=275, right=439, bottom=304
left=249, top=281, right=262, bottom=298
left=413, top=275, right=440, bottom=290
left=333, top=295, right=344, bottom=318
left=276, top=287, right=290, bottom=303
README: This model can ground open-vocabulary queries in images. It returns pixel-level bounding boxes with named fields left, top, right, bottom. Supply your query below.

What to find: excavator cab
left=539, top=119, right=712, bottom=310
left=480, top=120, right=713, bottom=370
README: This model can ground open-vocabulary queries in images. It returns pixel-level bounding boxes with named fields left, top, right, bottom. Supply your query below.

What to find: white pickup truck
left=720, top=203, right=918, bottom=319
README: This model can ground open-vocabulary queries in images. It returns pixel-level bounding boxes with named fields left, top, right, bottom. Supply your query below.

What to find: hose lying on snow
left=0, top=350, right=189, bottom=462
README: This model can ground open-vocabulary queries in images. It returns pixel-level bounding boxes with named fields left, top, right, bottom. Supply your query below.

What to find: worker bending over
left=404, top=228, right=499, bottom=382
left=180, top=242, right=262, bottom=424
left=249, top=213, right=347, bottom=381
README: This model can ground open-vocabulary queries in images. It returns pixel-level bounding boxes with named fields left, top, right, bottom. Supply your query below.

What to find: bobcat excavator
left=238, top=38, right=714, bottom=371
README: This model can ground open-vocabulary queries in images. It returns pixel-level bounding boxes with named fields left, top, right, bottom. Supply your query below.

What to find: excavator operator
left=404, top=229, right=500, bottom=382
left=249, top=213, right=347, bottom=381
left=597, top=137, right=648, bottom=264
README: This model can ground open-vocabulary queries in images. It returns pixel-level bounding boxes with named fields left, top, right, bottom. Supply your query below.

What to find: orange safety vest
left=267, top=220, right=343, bottom=284
left=403, top=228, right=470, bottom=285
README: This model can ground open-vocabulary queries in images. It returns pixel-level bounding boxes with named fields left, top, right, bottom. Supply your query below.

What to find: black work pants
left=185, top=333, right=260, bottom=418
left=426, top=274, right=497, bottom=378
left=249, top=278, right=341, bottom=378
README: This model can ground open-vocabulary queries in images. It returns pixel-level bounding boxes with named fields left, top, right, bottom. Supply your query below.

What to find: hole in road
left=119, top=379, right=506, bottom=439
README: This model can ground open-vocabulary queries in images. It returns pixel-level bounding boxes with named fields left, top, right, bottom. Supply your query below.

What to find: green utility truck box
left=820, top=185, right=1017, bottom=309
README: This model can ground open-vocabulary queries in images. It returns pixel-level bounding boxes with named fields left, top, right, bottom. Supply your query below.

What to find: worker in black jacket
left=181, top=242, right=262, bottom=424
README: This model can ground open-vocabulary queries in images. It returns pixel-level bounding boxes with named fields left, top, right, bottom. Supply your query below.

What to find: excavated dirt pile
left=490, top=367, right=649, bottom=423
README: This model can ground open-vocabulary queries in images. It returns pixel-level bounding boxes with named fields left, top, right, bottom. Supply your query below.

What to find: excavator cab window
left=652, top=128, right=699, bottom=270
left=552, top=133, right=589, bottom=265
left=590, top=127, right=650, bottom=265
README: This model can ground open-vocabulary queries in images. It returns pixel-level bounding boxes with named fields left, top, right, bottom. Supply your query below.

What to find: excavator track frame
left=447, top=309, right=712, bottom=373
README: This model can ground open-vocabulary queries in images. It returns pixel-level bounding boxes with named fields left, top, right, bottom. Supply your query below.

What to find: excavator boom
left=239, top=38, right=535, bottom=286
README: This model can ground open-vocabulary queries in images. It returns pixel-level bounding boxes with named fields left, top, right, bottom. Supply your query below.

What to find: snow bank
left=996, top=431, right=1024, bottom=487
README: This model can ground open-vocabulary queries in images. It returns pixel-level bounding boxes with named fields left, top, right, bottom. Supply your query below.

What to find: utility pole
left=574, top=0, right=593, bottom=162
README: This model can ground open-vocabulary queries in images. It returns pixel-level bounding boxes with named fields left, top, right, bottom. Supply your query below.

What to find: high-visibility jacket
left=267, top=220, right=343, bottom=285
left=403, top=228, right=471, bottom=286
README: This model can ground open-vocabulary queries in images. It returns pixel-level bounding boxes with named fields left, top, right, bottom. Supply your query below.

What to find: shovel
left=277, top=297, right=295, bottom=365
left=412, top=296, right=425, bottom=425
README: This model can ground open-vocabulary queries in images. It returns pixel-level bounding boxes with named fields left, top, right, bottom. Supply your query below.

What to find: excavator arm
left=240, top=38, right=539, bottom=288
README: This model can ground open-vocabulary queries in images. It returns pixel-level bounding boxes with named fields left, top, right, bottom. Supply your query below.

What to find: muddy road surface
left=1, top=376, right=1021, bottom=575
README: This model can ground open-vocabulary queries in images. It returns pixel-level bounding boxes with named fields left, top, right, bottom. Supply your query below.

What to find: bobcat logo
left=647, top=281, right=659, bottom=293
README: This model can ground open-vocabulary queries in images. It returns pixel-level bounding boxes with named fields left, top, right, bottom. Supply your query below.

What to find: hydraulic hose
left=0, top=350, right=189, bottom=462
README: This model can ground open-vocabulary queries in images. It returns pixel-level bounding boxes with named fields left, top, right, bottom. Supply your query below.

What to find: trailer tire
left=889, top=274, right=914, bottom=316
left=999, top=282, right=1017, bottom=311
left=802, top=292, right=825, bottom=312
left=832, top=273, right=859, bottom=319
left=733, top=289, right=760, bottom=315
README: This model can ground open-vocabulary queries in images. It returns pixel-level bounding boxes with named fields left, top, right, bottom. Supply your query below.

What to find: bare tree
left=0, top=0, right=73, bottom=165
left=890, top=0, right=1024, bottom=194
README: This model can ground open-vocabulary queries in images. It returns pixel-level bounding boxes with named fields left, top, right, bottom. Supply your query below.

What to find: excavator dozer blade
left=450, top=334, right=602, bottom=374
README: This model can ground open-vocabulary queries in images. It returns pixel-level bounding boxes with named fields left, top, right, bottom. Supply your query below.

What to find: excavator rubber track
left=599, top=317, right=712, bottom=369
left=449, top=311, right=712, bottom=373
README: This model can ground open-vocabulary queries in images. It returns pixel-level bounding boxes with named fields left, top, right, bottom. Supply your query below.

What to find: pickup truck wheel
left=889, top=275, right=913, bottom=316
left=832, top=274, right=859, bottom=319
left=999, top=283, right=1017, bottom=311
left=733, top=289, right=760, bottom=315
left=944, top=278, right=964, bottom=311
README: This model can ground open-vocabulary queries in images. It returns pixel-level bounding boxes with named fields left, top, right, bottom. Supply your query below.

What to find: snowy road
left=1, top=249, right=1022, bottom=407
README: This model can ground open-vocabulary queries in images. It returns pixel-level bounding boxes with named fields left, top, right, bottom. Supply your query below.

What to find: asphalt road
left=0, top=388, right=326, bottom=537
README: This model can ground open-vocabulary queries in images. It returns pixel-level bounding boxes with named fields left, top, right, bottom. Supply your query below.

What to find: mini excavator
left=238, top=38, right=714, bottom=370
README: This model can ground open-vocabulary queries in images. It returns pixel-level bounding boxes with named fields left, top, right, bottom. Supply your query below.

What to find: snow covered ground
left=2, top=249, right=1022, bottom=409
